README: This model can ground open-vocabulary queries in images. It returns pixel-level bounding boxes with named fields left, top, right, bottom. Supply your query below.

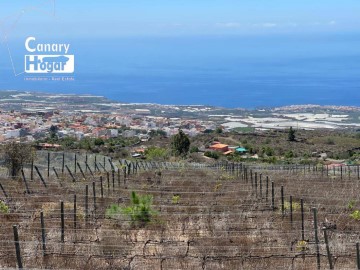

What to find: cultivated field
left=1, top=158, right=360, bottom=269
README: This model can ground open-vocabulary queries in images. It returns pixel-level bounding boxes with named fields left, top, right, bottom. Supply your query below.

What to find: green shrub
left=0, top=201, right=9, bottom=214
left=325, top=137, right=335, bottom=145
left=145, top=146, right=169, bottom=161
left=94, top=138, right=105, bottom=146
left=296, top=240, right=309, bottom=251
left=219, top=172, right=235, bottom=181
left=288, top=127, right=296, bottom=141
left=350, top=210, right=360, bottom=220
left=283, top=200, right=301, bottom=211
left=204, top=151, right=220, bottom=159
left=262, top=146, right=274, bottom=156
left=172, top=195, right=180, bottom=204
left=106, top=191, right=157, bottom=227
left=285, top=150, right=294, bottom=159
left=214, top=182, right=222, bottom=191
left=266, top=156, right=278, bottom=164
left=348, top=200, right=356, bottom=210
left=215, top=127, right=223, bottom=134
left=171, top=129, right=190, bottom=156
left=105, top=204, right=122, bottom=219
left=300, top=158, right=313, bottom=165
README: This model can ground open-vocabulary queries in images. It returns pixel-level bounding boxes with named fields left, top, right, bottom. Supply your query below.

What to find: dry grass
left=0, top=163, right=359, bottom=269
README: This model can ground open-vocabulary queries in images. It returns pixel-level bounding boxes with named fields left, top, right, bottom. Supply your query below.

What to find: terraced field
left=0, top=161, right=360, bottom=269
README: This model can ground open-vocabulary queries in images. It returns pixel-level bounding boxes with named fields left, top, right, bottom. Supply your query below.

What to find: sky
left=0, top=1, right=360, bottom=108
left=1, top=0, right=360, bottom=38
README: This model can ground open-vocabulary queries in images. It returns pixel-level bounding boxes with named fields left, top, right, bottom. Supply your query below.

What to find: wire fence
left=0, top=151, right=360, bottom=269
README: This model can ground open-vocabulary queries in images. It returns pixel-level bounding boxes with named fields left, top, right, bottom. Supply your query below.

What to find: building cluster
left=209, top=141, right=247, bottom=156
left=0, top=110, right=218, bottom=143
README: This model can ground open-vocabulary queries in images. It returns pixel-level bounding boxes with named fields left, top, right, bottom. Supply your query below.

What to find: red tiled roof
left=210, top=143, right=228, bottom=149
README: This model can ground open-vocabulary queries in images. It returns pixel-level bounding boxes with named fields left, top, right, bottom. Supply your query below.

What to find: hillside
left=0, top=159, right=360, bottom=269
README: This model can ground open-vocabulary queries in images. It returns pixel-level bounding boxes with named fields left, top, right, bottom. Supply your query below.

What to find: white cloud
left=253, top=22, right=278, bottom=28
left=328, top=20, right=337, bottom=25
left=215, top=22, right=241, bottom=28
left=287, top=22, right=298, bottom=27
left=262, top=23, right=277, bottom=28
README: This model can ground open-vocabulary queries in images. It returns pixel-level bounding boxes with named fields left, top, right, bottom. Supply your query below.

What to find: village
left=0, top=91, right=359, bottom=166
left=0, top=110, right=211, bottom=140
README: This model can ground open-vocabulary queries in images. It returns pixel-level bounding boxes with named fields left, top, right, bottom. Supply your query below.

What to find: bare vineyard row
left=1, top=151, right=360, bottom=269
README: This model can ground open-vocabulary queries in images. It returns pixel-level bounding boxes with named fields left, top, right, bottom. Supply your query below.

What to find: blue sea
left=1, top=33, right=360, bottom=108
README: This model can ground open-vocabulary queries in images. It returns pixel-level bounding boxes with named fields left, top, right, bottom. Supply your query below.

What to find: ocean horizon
left=1, top=33, right=360, bottom=109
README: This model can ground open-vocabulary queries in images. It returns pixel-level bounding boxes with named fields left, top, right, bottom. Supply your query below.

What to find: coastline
left=1, top=89, right=360, bottom=112
left=1, top=90, right=360, bottom=131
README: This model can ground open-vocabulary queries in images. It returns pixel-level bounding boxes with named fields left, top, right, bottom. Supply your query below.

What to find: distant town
left=1, top=90, right=360, bottom=145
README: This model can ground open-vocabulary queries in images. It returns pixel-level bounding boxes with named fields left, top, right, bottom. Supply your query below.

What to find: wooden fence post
left=85, top=162, right=94, bottom=177
left=0, top=182, right=8, bottom=198
left=34, top=166, right=47, bottom=188
left=13, top=225, right=23, bottom=269
left=95, top=163, right=100, bottom=172
left=74, top=154, right=77, bottom=174
left=254, top=172, right=258, bottom=197
left=99, top=162, right=107, bottom=172
left=108, top=158, right=115, bottom=171
left=53, top=167, right=59, bottom=179
left=61, top=201, right=64, bottom=243
left=281, top=186, right=285, bottom=217
left=356, top=242, right=360, bottom=270
left=85, top=185, right=89, bottom=223
left=107, top=172, right=110, bottom=193
left=266, top=176, right=269, bottom=202
left=77, top=162, right=86, bottom=180
left=250, top=170, right=253, bottom=189
left=62, top=152, right=65, bottom=174
left=271, top=181, right=275, bottom=211
left=93, top=181, right=96, bottom=215
left=40, top=211, right=46, bottom=256
left=31, top=158, right=34, bottom=180
left=112, top=170, right=115, bottom=191
left=65, top=165, right=76, bottom=182
left=47, top=152, right=50, bottom=178
left=313, top=208, right=321, bottom=270
left=21, top=169, right=30, bottom=194
left=94, top=156, right=97, bottom=172
left=290, top=195, right=293, bottom=226
left=100, top=176, right=104, bottom=198
left=117, top=169, right=121, bottom=186
left=74, top=194, right=77, bottom=231
left=301, top=198, right=305, bottom=241
left=323, top=229, right=333, bottom=269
